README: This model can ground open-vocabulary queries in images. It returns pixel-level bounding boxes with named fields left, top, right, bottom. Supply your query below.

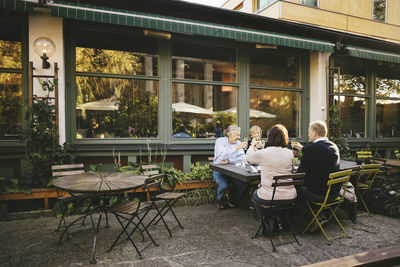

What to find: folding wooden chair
left=107, top=199, right=158, bottom=259
left=356, top=163, right=381, bottom=215
left=52, top=164, right=95, bottom=241
left=252, top=173, right=306, bottom=252
left=303, top=169, right=352, bottom=244
left=142, top=164, right=185, bottom=237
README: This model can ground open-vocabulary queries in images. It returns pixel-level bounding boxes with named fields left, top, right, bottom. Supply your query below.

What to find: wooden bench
left=303, top=245, right=400, bottom=267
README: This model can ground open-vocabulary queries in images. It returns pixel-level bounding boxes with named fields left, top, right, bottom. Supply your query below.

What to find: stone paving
left=0, top=204, right=399, bottom=266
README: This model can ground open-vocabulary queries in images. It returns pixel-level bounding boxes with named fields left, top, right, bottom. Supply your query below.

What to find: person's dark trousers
left=252, top=190, right=295, bottom=220
left=297, top=186, right=326, bottom=203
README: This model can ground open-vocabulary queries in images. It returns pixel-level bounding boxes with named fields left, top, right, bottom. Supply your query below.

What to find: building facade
left=0, top=0, right=399, bottom=177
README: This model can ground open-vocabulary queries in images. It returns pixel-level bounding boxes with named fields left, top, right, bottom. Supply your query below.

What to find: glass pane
left=0, top=73, right=22, bottom=139
left=250, top=52, right=299, bottom=88
left=373, top=0, right=386, bottom=22
left=76, top=47, right=158, bottom=76
left=0, top=40, right=22, bottom=69
left=257, top=0, right=275, bottom=9
left=376, top=99, right=400, bottom=138
left=76, top=77, right=158, bottom=138
left=334, top=96, right=367, bottom=138
left=376, top=77, right=400, bottom=98
left=172, top=83, right=237, bottom=139
left=334, top=73, right=366, bottom=94
left=300, top=0, right=318, bottom=7
left=172, top=42, right=236, bottom=82
left=249, top=89, right=301, bottom=138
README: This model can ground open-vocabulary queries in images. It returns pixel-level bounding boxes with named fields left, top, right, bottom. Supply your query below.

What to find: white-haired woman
left=245, top=125, right=266, bottom=152
left=213, top=125, right=248, bottom=209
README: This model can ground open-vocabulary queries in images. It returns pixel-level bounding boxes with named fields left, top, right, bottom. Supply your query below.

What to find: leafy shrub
left=183, top=162, right=212, bottom=181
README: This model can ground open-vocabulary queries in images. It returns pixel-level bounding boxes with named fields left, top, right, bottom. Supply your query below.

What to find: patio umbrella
left=76, top=97, right=118, bottom=111
left=223, top=107, right=277, bottom=118
left=172, top=102, right=214, bottom=115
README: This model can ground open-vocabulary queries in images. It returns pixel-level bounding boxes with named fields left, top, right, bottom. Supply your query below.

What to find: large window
left=332, top=58, right=368, bottom=139
left=0, top=21, right=23, bottom=140
left=300, top=0, right=319, bottom=8
left=74, top=34, right=159, bottom=139
left=171, top=42, right=237, bottom=139
left=249, top=51, right=302, bottom=138
left=376, top=62, right=400, bottom=138
left=373, top=0, right=386, bottom=22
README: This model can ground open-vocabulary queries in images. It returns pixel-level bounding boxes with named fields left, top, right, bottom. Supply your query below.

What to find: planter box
left=0, top=180, right=216, bottom=210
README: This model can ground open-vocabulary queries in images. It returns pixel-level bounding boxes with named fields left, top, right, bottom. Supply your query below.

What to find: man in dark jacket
left=293, top=120, right=340, bottom=202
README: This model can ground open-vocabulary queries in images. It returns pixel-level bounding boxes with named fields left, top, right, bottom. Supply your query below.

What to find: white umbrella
left=76, top=97, right=118, bottom=111
left=172, top=102, right=214, bottom=115
left=223, top=107, right=277, bottom=118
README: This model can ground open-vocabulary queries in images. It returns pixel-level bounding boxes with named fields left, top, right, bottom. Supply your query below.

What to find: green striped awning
left=1, top=0, right=33, bottom=13
left=348, top=46, right=400, bottom=64
left=50, top=0, right=334, bottom=52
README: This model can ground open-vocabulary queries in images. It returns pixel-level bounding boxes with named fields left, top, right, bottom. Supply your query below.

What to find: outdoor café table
left=209, top=160, right=359, bottom=184
left=53, top=172, right=147, bottom=263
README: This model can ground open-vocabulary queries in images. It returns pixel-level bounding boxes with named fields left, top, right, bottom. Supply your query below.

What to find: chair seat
left=111, top=201, right=151, bottom=215
left=358, top=183, right=369, bottom=189
left=251, top=198, right=295, bottom=209
left=156, top=192, right=185, bottom=200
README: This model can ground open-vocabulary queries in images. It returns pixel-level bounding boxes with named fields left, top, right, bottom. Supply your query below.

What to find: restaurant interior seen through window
left=249, top=51, right=302, bottom=138
left=376, top=61, right=400, bottom=138
left=0, top=37, right=22, bottom=140
left=171, top=41, right=237, bottom=139
left=333, top=57, right=368, bottom=139
left=74, top=33, right=159, bottom=139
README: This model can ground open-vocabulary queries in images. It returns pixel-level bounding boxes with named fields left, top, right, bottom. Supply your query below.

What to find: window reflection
left=76, top=47, right=158, bottom=76
left=334, top=73, right=366, bottom=94
left=249, top=89, right=301, bottom=138
left=376, top=77, right=400, bottom=98
left=76, top=77, right=158, bottom=138
left=376, top=99, right=400, bottom=138
left=0, top=40, right=21, bottom=69
left=172, top=83, right=237, bottom=138
left=334, top=96, right=367, bottom=138
left=250, top=52, right=299, bottom=88
left=300, top=0, right=318, bottom=7
left=172, top=42, right=236, bottom=82
left=373, top=0, right=386, bottom=22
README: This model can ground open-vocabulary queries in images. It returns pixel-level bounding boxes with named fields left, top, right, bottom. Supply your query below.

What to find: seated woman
left=246, top=124, right=296, bottom=231
left=245, top=125, right=266, bottom=152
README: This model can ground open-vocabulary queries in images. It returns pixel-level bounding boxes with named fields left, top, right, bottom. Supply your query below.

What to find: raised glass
left=172, top=42, right=236, bottom=82
left=376, top=99, right=400, bottom=138
left=249, top=89, right=301, bottom=138
left=250, top=52, right=299, bottom=88
left=0, top=73, right=22, bottom=139
left=75, top=77, right=158, bottom=138
left=172, top=83, right=237, bottom=139
left=334, top=96, right=367, bottom=138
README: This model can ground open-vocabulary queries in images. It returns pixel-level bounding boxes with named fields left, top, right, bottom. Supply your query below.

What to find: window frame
left=0, top=12, right=28, bottom=148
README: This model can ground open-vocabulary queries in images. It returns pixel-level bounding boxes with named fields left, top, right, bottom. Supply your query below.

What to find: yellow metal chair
left=356, top=163, right=381, bottom=215
left=395, top=149, right=400, bottom=160
left=303, top=169, right=352, bottom=244
left=356, top=151, right=373, bottom=164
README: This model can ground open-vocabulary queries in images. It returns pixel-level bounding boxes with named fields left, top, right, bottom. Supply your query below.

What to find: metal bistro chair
left=356, top=163, right=381, bottom=215
left=107, top=194, right=159, bottom=259
left=395, top=149, right=400, bottom=160
left=142, top=164, right=185, bottom=237
left=252, top=173, right=306, bottom=252
left=303, top=169, right=352, bottom=244
left=52, top=163, right=94, bottom=241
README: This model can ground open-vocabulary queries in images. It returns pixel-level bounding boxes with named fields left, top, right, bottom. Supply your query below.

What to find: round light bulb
left=33, top=37, right=56, bottom=57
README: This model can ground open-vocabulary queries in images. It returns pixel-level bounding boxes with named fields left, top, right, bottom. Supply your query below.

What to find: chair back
left=51, top=163, right=84, bottom=177
left=356, top=151, right=372, bottom=164
left=322, top=169, right=352, bottom=204
left=141, top=164, right=160, bottom=176
left=395, top=149, right=400, bottom=159
left=270, top=173, right=306, bottom=203
left=358, top=163, right=381, bottom=190
left=141, top=164, right=164, bottom=198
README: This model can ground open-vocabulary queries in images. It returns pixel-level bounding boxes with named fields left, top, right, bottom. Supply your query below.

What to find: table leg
left=90, top=212, right=103, bottom=264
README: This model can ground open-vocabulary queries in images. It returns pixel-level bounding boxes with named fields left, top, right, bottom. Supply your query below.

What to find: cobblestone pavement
left=0, top=204, right=399, bottom=266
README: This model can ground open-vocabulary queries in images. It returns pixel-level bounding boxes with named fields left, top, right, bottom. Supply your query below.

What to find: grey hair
left=226, top=125, right=240, bottom=136
left=249, top=125, right=262, bottom=137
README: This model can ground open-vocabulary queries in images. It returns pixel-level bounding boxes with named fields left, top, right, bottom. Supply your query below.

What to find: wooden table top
left=53, top=172, right=147, bottom=194
left=210, top=160, right=359, bottom=183
left=380, top=158, right=400, bottom=168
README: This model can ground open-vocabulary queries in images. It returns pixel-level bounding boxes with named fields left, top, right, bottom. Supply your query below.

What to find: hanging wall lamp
left=33, top=37, right=56, bottom=69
